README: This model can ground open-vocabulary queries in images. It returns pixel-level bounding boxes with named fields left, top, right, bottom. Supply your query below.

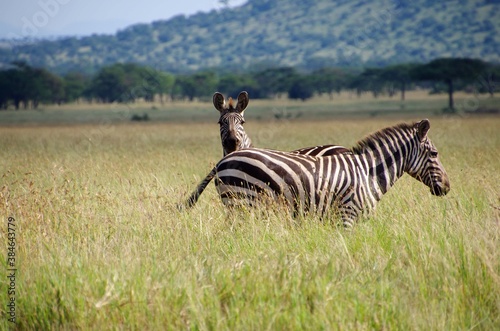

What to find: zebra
left=183, top=91, right=253, bottom=208
left=183, top=91, right=351, bottom=208
left=214, top=119, right=450, bottom=227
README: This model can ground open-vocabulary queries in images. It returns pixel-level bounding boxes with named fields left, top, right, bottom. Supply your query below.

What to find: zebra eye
left=429, top=151, right=438, bottom=158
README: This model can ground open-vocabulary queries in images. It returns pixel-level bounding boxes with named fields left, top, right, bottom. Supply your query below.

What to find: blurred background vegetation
left=1, top=0, right=498, bottom=74
left=0, top=0, right=498, bottom=114
left=0, top=58, right=498, bottom=112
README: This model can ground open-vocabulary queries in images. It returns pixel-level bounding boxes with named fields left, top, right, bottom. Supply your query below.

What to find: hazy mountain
left=57, top=19, right=138, bottom=37
left=1, top=0, right=499, bottom=74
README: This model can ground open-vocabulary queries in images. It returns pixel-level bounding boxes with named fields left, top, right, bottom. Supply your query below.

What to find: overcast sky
left=0, top=0, right=247, bottom=39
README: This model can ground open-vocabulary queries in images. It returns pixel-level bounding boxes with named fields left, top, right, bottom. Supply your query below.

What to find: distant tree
left=5, top=61, right=32, bottom=109
left=173, top=76, right=193, bottom=101
left=288, top=76, right=314, bottom=101
left=411, top=58, right=487, bottom=110
left=119, top=63, right=151, bottom=102
left=217, top=73, right=243, bottom=96
left=0, top=61, right=62, bottom=109
left=379, top=63, right=419, bottom=101
left=310, top=67, right=354, bottom=100
left=217, top=73, right=261, bottom=98
left=63, top=72, right=90, bottom=103
left=88, top=64, right=128, bottom=103
left=136, top=68, right=160, bottom=102
left=174, top=71, right=217, bottom=101
left=104, top=65, right=174, bottom=103
left=87, top=63, right=168, bottom=103
left=31, top=68, right=65, bottom=107
left=0, top=71, right=8, bottom=109
left=155, top=72, right=175, bottom=103
left=252, top=67, right=299, bottom=98
left=352, top=68, right=385, bottom=98
left=475, top=63, right=500, bottom=97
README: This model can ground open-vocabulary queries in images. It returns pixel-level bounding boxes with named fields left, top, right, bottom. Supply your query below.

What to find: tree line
left=0, top=58, right=498, bottom=111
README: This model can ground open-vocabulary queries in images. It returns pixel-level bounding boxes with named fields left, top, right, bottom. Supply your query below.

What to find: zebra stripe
left=292, top=144, right=351, bottom=156
left=214, top=119, right=450, bottom=227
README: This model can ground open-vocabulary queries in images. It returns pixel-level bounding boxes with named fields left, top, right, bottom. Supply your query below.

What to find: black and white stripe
left=214, top=119, right=450, bottom=227
left=292, top=144, right=351, bottom=156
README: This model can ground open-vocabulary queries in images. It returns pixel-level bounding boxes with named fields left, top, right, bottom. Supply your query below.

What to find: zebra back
left=292, top=144, right=351, bottom=156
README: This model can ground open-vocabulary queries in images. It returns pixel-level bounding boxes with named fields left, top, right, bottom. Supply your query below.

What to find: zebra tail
left=181, top=167, right=217, bottom=209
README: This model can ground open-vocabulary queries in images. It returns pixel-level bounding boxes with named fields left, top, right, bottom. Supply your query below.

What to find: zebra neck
left=245, top=136, right=253, bottom=148
left=241, top=133, right=252, bottom=149
left=239, top=135, right=252, bottom=152
left=365, top=142, right=408, bottom=197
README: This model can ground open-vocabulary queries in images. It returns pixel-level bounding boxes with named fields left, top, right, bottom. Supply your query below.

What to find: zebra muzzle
left=431, top=181, right=450, bottom=196
left=224, top=136, right=239, bottom=153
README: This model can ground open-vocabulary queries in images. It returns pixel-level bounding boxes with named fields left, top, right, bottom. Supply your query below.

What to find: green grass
left=0, top=114, right=499, bottom=329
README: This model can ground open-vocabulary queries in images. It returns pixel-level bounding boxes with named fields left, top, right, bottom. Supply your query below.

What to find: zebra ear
left=237, top=91, right=249, bottom=114
left=213, top=92, right=225, bottom=112
left=417, top=119, right=431, bottom=141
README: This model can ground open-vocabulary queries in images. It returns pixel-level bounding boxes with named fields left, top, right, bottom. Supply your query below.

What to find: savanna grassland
left=0, top=103, right=499, bottom=329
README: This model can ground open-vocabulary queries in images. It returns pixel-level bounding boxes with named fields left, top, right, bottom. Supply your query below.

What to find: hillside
left=1, top=0, right=499, bottom=74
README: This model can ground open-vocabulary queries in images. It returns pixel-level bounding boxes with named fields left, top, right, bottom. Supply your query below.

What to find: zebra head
left=407, top=119, right=450, bottom=196
left=213, top=91, right=251, bottom=156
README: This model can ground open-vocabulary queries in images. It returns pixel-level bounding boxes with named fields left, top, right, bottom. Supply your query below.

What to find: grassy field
left=0, top=102, right=499, bottom=329
left=0, top=90, right=498, bottom=126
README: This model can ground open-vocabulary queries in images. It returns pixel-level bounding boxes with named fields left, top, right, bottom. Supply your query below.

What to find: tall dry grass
left=0, top=116, right=499, bottom=329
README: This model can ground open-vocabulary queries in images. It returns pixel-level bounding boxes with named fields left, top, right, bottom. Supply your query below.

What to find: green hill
left=1, top=0, right=499, bottom=74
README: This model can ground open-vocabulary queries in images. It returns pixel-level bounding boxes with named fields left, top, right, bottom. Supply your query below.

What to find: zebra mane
left=222, top=98, right=247, bottom=115
left=352, top=122, right=415, bottom=154
left=224, top=97, right=235, bottom=110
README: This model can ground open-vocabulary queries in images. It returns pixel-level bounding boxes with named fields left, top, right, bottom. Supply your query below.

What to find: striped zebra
left=184, top=91, right=253, bottom=208
left=183, top=92, right=350, bottom=208
left=214, top=119, right=450, bottom=227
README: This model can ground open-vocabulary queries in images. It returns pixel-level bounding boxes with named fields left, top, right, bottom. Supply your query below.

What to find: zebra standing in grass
left=215, top=119, right=450, bottom=227
left=183, top=91, right=351, bottom=208
left=184, top=91, right=253, bottom=208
